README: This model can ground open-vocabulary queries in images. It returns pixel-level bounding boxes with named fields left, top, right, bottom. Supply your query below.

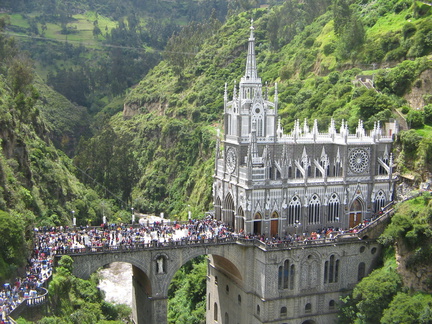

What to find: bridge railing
left=56, top=235, right=249, bottom=255
left=8, top=287, right=49, bottom=320
left=55, top=233, right=369, bottom=256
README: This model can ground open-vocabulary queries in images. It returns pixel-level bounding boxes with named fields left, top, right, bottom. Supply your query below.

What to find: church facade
left=213, top=24, right=397, bottom=238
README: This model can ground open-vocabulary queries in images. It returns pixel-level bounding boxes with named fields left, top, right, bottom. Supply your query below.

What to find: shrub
left=402, top=22, right=417, bottom=39
left=414, top=2, right=432, bottom=17
left=304, top=36, right=315, bottom=48
left=328, top=71, right=340, bottom=85
left=401, top=106, right=410, bottom=114
left=279, top=65, right=294, bottom=81
left=399, top=129, right=422, bottom=154
left=323, top=42, right=336, bottom=56
left=423, top=104, right=432, bottom=125
left=381, top=292, right=432, bottom=324
left=407, top=110, right=424, bottom=128
left=384, top=47, right=406, bottom=61
left=394, top=0, right=411, bottom=14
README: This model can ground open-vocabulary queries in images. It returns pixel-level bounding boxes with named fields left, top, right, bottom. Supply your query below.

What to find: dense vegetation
left=168, top=257, right=207, bottom=324
left=1, top=0, right=432, bottom=323
left=339, top=193, right=432, bottom=323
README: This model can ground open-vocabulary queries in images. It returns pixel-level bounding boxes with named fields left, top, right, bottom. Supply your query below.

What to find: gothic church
left=213, top=23, right=397, bottom=238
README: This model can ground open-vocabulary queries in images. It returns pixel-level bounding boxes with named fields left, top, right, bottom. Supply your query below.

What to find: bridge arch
left=68, top=252, right=151, bottom=281
left=64, top=243, right=246, bottom=324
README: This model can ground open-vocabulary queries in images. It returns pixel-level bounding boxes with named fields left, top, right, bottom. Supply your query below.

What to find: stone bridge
left=55, top=207, right=396, bottom=324
left=55, top=236, right=377, bottom=323
left=57, top=238, right=255, bottom=323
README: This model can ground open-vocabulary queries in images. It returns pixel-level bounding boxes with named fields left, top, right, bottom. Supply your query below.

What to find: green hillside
left=0, top=19, right=132, bottom=280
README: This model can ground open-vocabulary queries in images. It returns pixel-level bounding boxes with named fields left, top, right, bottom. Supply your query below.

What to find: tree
left=336, top=13, right=365, bottom=60
left=7, top=54, right=34, bottom=97
left=0, top=210, right=26, bottom=280
left=93, top=21, right=102, bottom=38
left=352, top=265, right=402, bottom=323
left=353, top=90, right=392, bottom=121
left=332, top=0, right=351, bottom=36
left=381, top=292, right=432, bottom=323
left=168, top=257, right=207, bottom=323
left=423, top=104, right=432, bottom=125
left=399, top=129, right=422, bottom=154
left=406, top=110, right=424, bottom=128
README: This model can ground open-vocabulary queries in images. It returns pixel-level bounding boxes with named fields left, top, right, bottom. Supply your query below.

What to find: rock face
left=404, top=69, right=432, bottom=109
left=395, top=238, right=432, bottom=293
left=123, top=102, right=141, bottom=118
left=123, top=101, right=167, bottom=118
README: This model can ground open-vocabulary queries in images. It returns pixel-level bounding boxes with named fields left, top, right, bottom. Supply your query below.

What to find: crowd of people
left=35, top=216, right=234, bottom=254
left=34, top=212, right=388, bottom=255
left=0, top=249, right=52, bottom=323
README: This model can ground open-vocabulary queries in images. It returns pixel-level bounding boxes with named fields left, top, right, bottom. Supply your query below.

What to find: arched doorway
left=253, top=213, right=262, bottom=235
left=223, top=194, right=235, bottom=227
left=270, top=211, right=279, bottom=237
left=349, top=197, right=364, bottom=228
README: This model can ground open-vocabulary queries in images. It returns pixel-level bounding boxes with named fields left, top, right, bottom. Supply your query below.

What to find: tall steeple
left=243, top=19, right=259, bottom=82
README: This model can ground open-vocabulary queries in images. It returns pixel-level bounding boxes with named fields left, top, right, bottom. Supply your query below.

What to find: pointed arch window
left=324, top=254, right=340, bottom=284
left=257, top=118, right=263, bottom=137
left=278, top=260, right=295, bottom=290
left=378, top=156, right=389, bottom=175
left=288, top=196, right=301, bottom=225
left=320, top=156, right=330, bottom=176
left=315, top=166, right=320, bottom=178
left=308, top=194, right=321, bottom=224
left=334, top=160, right=342, bottom=177
left=374, top=191, right=386, bottom=213
left=214, top=302, right=218, bottom=321
left=288, top=165, right=293, bottom=178
left=327, top=193, right=340, bottom=222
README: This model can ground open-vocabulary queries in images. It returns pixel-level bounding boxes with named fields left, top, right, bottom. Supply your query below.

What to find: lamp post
left=131, top=207, right=135, bottom=225
left=102, top=202, right=106, bottom=225
left=72, top=210, right=76, bottom=227
left=294, top=219, right=301, bottom=239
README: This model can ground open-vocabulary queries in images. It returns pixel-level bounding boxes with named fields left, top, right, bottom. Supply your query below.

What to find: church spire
left=244, top=19, right=258, bottom=81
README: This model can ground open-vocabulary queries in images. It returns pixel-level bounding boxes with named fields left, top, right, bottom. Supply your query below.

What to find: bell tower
left=224, top=20, right=278, bottom=144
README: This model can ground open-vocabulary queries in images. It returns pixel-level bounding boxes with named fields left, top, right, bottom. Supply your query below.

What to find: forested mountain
left=1, top=0, right=432, bottom=323
left=0, top=18, right=134, bottom=281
